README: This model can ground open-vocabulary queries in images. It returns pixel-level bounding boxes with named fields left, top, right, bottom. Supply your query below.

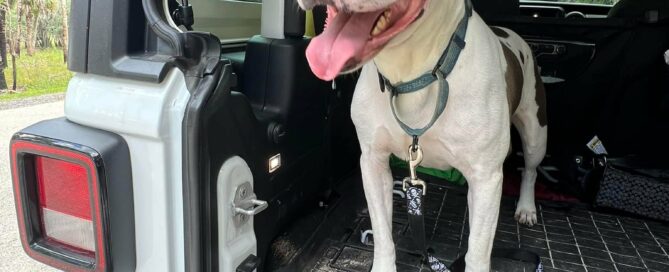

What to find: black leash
left=406, top=185, right=450, bottom=272
left=402, top=139, right=542, bottom=272
left=405, top=176, right=544, bottom=272
left=450, top=248, right=544, bottom=272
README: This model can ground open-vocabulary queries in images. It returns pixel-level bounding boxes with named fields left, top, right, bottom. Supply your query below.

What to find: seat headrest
left=312, top=6, right=327, bottom=35
left=284, top=0, right=306, bottom=38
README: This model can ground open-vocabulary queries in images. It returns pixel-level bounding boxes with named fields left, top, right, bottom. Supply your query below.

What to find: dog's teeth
left=371, top=10, right=391, bottom=37
left=383, top=10, right=391, bottom=19
left=372, top=26, right=383, bottom=36
left=378, top=16, right=387, bottom=27
left=372, top=21, right=385, bottom=36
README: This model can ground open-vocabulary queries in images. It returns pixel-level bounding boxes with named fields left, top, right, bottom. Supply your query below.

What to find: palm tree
left=24, top=0, right=38, bottom=55
left=1, top=0, right=64, bottom=92
left=13, top=0, right=21, bottom=56
left=7, top=0, right=19, bottom=91
left=0, top=0, right=8, bottom=90
left=22, top=0, right=57, bottom=56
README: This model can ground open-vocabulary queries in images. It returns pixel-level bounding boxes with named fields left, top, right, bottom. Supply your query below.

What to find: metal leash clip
left=403, top=144, right=427, bottom=195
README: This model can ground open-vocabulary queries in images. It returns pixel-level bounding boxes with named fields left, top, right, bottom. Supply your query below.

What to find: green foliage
left=37, top=5, right=64, bottom=47
left=3, top=0, right=69, bottom=50
left=4, top=0, right=24, bottom=50
left=1, top=0, right=17, bottom=8
left=1, top=48, right=73, bottom=100
left=2, top=0, right=70, bottom=97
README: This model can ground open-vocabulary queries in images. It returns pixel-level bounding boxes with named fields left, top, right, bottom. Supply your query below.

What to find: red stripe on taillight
left=10, top=140, right=107, bottom=271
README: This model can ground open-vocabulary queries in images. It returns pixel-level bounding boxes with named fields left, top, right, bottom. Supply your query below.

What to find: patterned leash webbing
left=406, top=186, right=544, bottom=272
left=449, top=248, right=544, bottom=272
left=406, top=186, right=450, bottom=272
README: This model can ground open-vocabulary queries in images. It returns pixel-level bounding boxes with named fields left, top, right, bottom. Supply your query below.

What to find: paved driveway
left=0, top=100, right=63, bottom=272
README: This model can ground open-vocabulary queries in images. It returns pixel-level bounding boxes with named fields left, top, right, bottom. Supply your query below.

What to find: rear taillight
left=36, top=156, right=96, bottom=253
left=10, top=140, right=107, bottom=271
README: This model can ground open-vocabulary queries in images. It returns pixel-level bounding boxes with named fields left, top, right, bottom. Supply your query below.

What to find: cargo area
left=217, top=1, right=669, bottom=270
left=266, top=172, right=669, bottom=272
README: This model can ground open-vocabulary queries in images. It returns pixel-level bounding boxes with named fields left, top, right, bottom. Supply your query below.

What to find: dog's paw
left=514, top=204, right=537, bottom=227
left=371, top=256, right=397, bottom=272
left=371, top=264, right=396, bottom=272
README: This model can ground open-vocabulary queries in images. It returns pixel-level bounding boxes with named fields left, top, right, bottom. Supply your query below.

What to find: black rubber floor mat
left=289, top=178, right=669, bottom=272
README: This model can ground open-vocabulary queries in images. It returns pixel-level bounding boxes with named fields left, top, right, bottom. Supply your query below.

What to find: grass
left=1, top=48, right=73, bottom=101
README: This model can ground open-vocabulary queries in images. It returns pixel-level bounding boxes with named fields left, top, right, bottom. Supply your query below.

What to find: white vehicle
left=9, top=0, right=669, bottom=271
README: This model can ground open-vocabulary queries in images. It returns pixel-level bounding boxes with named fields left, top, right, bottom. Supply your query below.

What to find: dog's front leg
left=360, top=151, right=396, bottom=272
left=464, top=167, right=504, bottom=272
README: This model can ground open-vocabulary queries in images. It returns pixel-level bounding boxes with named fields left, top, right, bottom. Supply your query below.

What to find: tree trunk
left=0, top=7, right=7, bottom=90
left=0, top=7, right=7, bottom=69
left=15, top=2, right=22, bottom=56
left=0, top=73, right=6, bottom=90
left=31, top=10, right=40, bottom=51
left=11, top=53, right=16, bottom=91
left=61, top=0, right=68, bottom=63
left=25, top=10, right=35, bottom=56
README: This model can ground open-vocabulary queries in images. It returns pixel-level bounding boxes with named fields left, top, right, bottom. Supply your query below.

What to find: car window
left=192, top=0, right=262, bottom=42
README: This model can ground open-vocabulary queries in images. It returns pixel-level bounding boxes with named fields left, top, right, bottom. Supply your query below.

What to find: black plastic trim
left=182, top=59, right=228, bottom=272
left=67, top=0, right=91, bottom=73
left=283, top=0, right=305, bottom=38
left=142, top=0, right=186, bottom=57
left=67, top=0, right=221, bottom=86
left=86, top=0, right=174, bottom=82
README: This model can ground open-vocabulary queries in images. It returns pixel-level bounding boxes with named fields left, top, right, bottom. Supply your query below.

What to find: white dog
left=297, top=0, right=548, bottom=271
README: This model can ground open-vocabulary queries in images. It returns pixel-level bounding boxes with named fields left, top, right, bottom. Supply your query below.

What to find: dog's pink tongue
left=306, top=10, right=382, bottom=81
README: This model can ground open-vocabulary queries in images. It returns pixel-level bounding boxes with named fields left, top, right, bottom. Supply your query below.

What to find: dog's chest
left=351, top=67, right=468, bottom=171
left=390, top=137, right=455, bottom=172
left=353, top=61, right=508, bottom=173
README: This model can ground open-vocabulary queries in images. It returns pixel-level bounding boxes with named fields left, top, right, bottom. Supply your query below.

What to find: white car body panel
left=65, top=69, right=189, bottom=271
left=217, top=156, right=257, bottom=271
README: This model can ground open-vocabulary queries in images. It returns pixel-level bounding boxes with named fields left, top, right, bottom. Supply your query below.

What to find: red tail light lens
left=10, top=120, right=135, bottom=271
left=10, top=140, right=106, bottom=271
left=36, top=156, right=96, bottom=253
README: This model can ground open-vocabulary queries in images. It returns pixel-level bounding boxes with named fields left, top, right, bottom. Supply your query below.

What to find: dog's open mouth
left=306, top=0, right=428, bottom=81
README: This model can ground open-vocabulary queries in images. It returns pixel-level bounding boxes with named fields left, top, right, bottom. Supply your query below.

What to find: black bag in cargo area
left=595, top=158, right=669, bottom=222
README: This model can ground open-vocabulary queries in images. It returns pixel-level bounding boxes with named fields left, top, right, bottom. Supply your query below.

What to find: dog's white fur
left=298, top=0, right=548, bottom=271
